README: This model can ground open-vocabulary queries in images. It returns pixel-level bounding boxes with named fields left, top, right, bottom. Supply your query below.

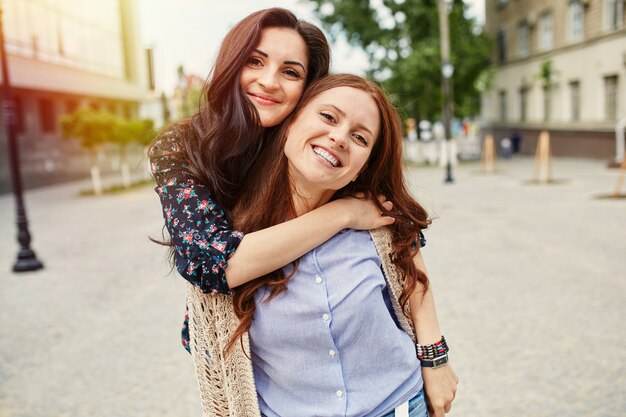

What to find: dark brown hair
left=149, top=8, right=330, bottom=209
left=227, top=74, right=431, bottom=353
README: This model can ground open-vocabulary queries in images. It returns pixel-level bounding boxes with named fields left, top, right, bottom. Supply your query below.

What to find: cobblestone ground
left=0, top=157, right=624, bottom=417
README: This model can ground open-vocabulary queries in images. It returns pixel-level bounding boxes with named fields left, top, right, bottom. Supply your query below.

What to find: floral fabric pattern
left=149, top=129, right=243, bottom=353
left=150, top=129, right=243, bottom=295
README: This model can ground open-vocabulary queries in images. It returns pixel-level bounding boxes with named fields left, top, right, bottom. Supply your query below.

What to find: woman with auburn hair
left=187, top=74, right=458, bottom=417
left=149, top=8, right=394, bottom=353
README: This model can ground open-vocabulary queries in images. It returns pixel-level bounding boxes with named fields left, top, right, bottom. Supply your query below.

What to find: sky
left=138, top=0, right=486, bottom=94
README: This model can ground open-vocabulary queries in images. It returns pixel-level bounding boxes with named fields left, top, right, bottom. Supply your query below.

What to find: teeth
left=313, top=147, right=339, bottom=167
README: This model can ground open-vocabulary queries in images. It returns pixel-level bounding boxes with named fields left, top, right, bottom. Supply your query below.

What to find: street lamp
left=442, top=62, right=454, bottom=79
left=0, top=7, right=44, bottom=272
left=438, top=0, right=454, bottom=184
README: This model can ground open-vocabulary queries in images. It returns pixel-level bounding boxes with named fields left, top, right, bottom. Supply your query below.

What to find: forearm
left=411, top=252, right=459, bottom=415
left=225, top=201, right=349, bottom=288
left=410, top=287, right=442, bottom=345
left=409, top=251, right=443, bottom=345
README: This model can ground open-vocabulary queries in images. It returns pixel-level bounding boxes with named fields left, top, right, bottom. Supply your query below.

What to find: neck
left=291, top=180, right=335, bottom=217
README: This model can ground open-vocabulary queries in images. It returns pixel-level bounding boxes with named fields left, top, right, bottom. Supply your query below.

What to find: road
left=1, top=156, right=624, bottom=416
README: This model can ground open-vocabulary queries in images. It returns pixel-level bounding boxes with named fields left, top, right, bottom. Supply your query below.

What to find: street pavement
left=1, top=156, right=625, bottom=417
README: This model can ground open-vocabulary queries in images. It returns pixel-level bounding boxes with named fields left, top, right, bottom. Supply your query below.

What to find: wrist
left=416, top=335, right=449, bottom=368
left=324, top=199, right=354, bottom=229
left=420, top=354, right=449, bottom=369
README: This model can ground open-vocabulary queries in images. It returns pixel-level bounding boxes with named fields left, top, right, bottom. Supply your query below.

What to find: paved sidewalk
left=1, top=157, right=625, bottom=417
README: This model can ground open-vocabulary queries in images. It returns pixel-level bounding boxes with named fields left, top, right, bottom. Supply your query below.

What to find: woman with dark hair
left=187, top=74, right=458, bottom=417
left=149, top=8, right=394, bottom=352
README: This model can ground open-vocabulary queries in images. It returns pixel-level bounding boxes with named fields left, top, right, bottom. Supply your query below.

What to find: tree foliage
left=60, top=108, right=115, bottom=151
left=60, top=109, right=156, bottom=150
left=308, top=0, right=491, bottom=122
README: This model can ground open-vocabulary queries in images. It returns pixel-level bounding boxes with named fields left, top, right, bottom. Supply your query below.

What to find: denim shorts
left=380, top=389, right=428, bottom=417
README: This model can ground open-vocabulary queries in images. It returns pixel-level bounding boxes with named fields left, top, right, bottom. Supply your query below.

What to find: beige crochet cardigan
left=186, top=227, right=417, bottom=417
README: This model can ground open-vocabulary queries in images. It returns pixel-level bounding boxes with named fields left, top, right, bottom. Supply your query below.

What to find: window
left=517, top=23, right=530, bottom=57
left=569, top=1, right=584, bottom=41
left=38, top=98, right=55, bottom=133
left=569, top=81, right=581, bottom=121
left=497, top=29, right=507, bottom=64
left=539, top=11, right=554, bottom=50
left=7, top=0, right=125, bottom=78
left=605, top=75, right=618, bottom=120
left=519, top=87, right=529, bottom=122
left=605, top=0, right=624, bottom=30
left=543, top=86, right=551, bottom=121
left=499, top=90, right=508, bottom=121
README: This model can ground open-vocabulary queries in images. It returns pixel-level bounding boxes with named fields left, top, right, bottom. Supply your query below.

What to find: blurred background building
left=482, top=0, right=626, bottom=160
left=0, top=0, right=155, bottom=192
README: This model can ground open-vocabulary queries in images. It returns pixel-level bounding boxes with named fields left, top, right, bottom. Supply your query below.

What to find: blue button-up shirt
left=249, top=229, right=423, bottom=417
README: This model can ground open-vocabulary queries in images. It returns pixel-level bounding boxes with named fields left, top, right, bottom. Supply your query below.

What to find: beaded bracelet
left=416, top=335, right=449, bottom=360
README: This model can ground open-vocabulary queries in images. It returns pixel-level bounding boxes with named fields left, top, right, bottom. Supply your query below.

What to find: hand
left=335, top=193, right=395, bottom=230
left=422, top=363, right=459, bottom=417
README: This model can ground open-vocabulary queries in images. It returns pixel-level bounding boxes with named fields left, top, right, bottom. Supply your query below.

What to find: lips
left=247, top=92, right=280, bottom=105
left=312, top=145, right=343, bottom=168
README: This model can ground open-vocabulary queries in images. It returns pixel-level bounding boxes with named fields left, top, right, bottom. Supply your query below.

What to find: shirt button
left=336, top=390, right=343, bottom=398
left=315, top=276, right=322, bottom=284
left=322, top=313, right=330, bottom=321
left=329, top=349, right=336, bottom=357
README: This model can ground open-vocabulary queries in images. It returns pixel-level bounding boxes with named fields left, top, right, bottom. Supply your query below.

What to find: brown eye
left=248, top=57, right=263, bottom=67
left=320, top=112, right=336, bottom=123
left=353, top=134, right=368, bottom=146
left=284, top=68, right=302, bottom=79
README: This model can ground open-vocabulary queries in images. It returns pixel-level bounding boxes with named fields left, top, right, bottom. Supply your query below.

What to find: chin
left=259, top=115, right=280, bottom=128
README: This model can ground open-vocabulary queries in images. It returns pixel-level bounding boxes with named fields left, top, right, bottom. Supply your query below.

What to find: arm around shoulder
left=225, top=195, right=396, bottom=288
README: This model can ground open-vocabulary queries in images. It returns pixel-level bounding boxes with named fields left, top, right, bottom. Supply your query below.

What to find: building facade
left=482, top=0, right=626, bottom=160
left=0, top=0, right=153, bottom=191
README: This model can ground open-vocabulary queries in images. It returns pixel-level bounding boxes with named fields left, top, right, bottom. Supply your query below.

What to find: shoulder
left=148, top=123, right=186, bottom=160
left=334, top=229, right=373, bottom=247
left=315, top=229, right=378, bottom=261
left=329, top=229, right=380, bottom=262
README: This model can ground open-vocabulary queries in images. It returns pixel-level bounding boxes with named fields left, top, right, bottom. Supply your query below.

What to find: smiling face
left=284, top=86, right=381, bottom=208
left=239, top=27, right=309, bottom=127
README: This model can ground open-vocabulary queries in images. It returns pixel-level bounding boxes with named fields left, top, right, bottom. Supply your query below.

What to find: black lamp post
left=438, top=0, right=455, bottom=184
left=0, top=7, right=44, bottom=272
left=442, top=61, right=455, bottom=183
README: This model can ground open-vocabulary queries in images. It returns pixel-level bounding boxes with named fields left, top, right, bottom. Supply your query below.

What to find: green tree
left=128, top=119, right=157, bottom=148
left=60, top=108, right=116, bottom=195
left=61, top=109, right=157, bottom=192
left=309, top=0, right=491, bottom=126
left=110, top=118, right=156, bottom=188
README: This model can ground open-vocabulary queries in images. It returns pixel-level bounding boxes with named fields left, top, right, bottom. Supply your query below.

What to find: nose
left=328, top=126, right=349, bottom=149
left=257, top=67, right=280, bottom=91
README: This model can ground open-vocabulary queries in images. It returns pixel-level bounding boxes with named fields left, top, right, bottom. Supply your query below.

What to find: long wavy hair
left=149, top=8, right=330, bottom=210
left=227, top=74, right=431, bottom=353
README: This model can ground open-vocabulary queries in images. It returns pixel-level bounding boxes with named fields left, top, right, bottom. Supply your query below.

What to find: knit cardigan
left=186, top=227, right=417, bottom=417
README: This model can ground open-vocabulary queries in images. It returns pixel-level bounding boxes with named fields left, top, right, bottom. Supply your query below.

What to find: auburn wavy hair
left=148, top=8, right=330, bottom=209
left=227, top=74, right=431, bottom=353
